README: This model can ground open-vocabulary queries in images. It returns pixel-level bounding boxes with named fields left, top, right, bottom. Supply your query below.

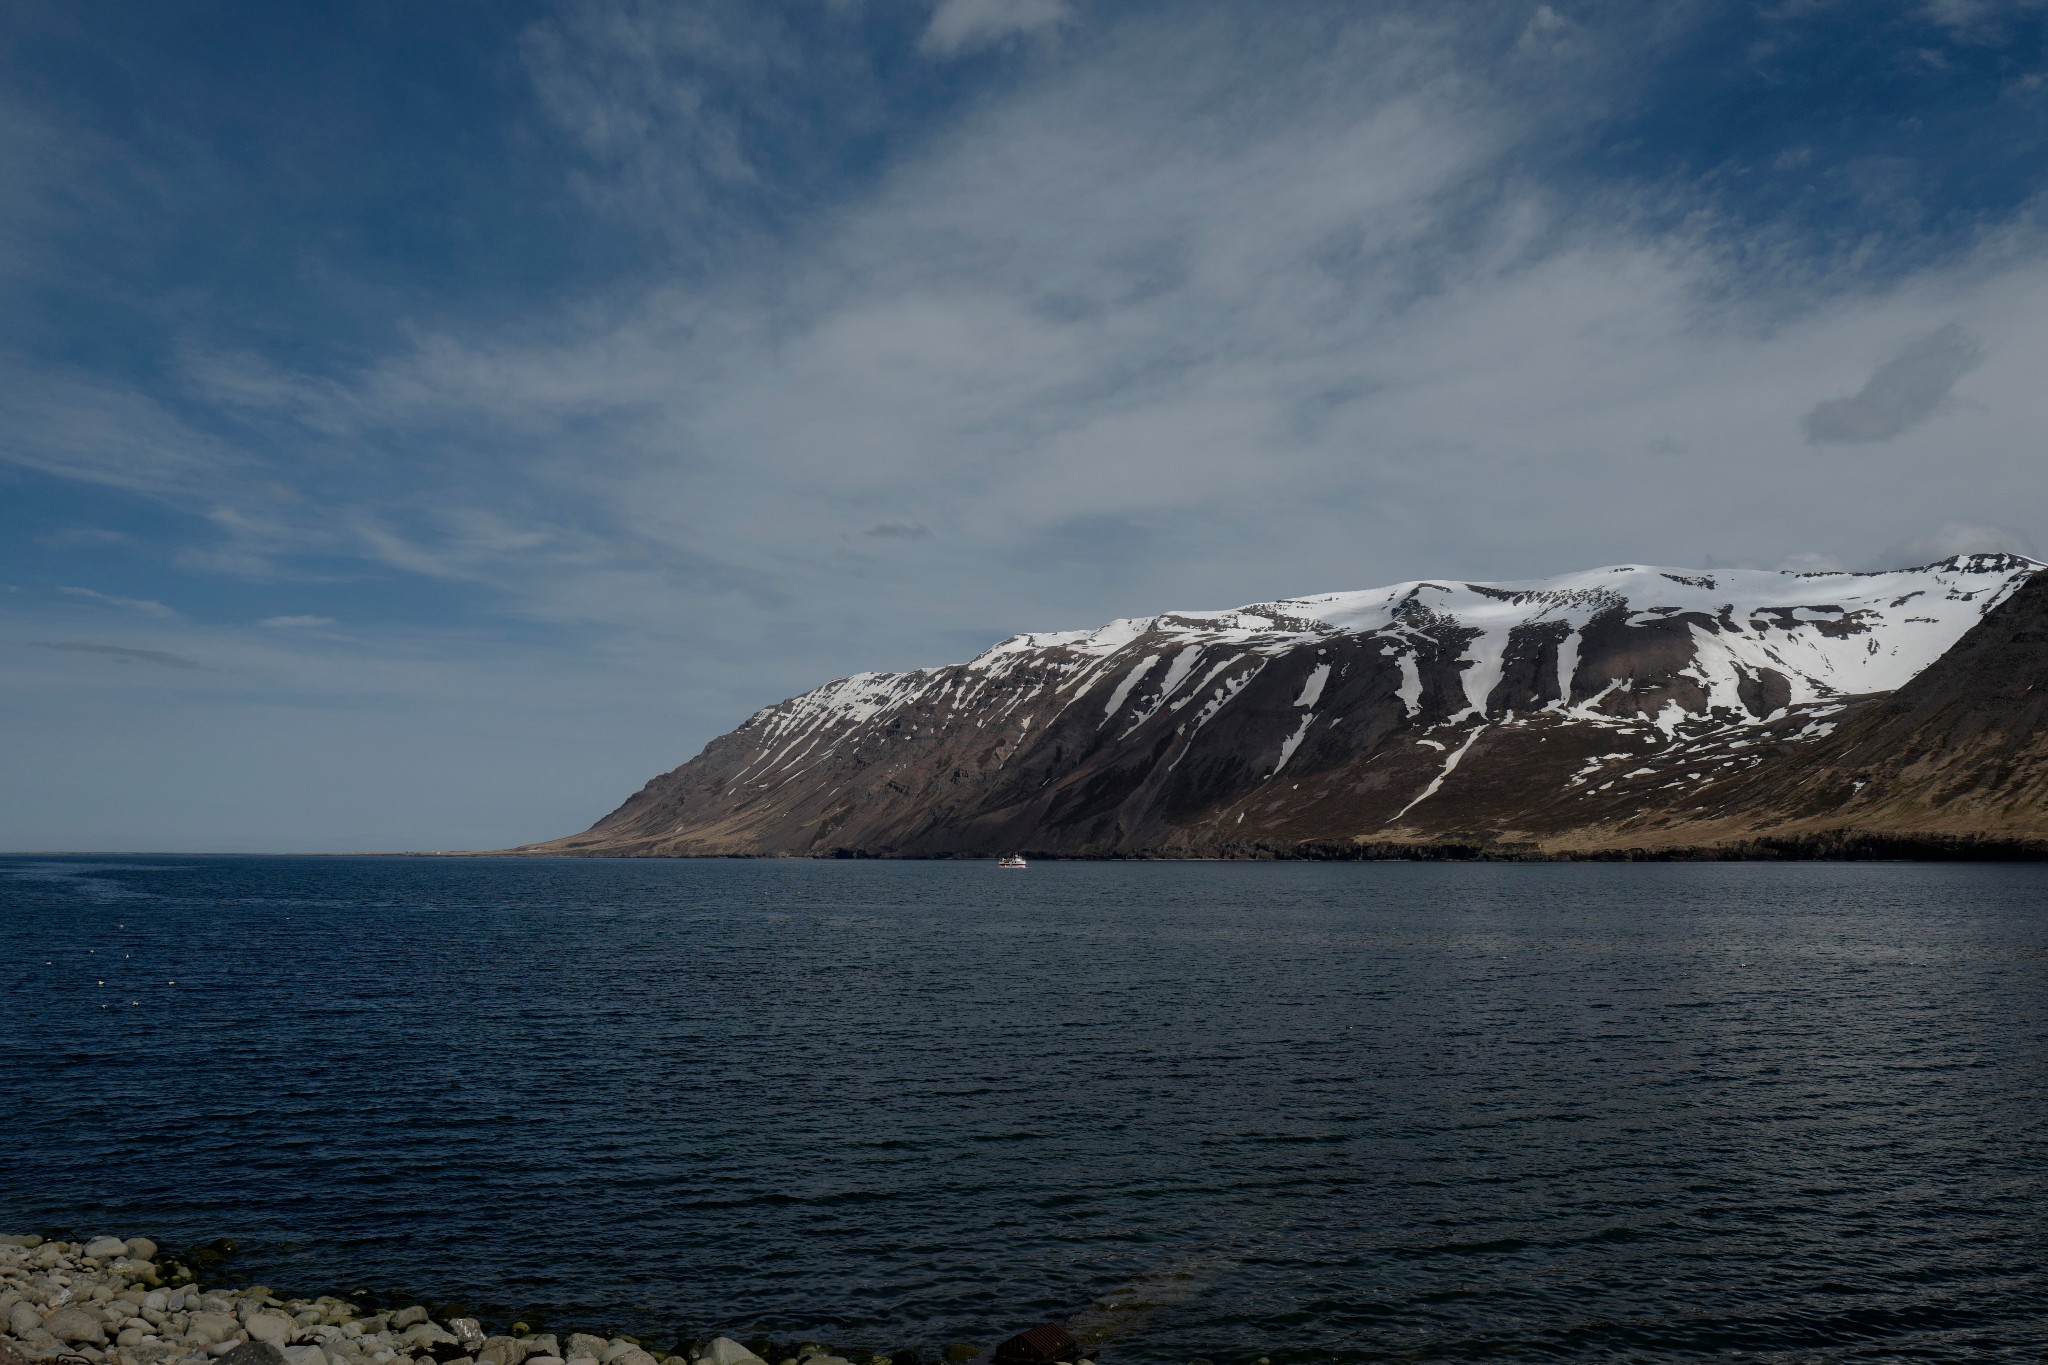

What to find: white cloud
left=59, top=586, right=179, bottom=618
left=121, top=3, right=2048, bottom=669
left=1867, top=521, right=2037, bottom=570
left=921, top=0, right=1073, bottom=56
left=258, top=615, right=337, bottom=629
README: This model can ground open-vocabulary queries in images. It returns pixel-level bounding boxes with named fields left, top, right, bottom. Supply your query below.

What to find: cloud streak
left=921, top=0, right=1073, bottom=55
left=1800, top=323, right=1984, bottom=444
left=59, top=586, right=179, bottom=618
left=33, top=641, right=206, bottom=670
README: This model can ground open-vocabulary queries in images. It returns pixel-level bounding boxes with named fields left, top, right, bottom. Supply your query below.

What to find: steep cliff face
left=525, top=554, right=2040, bottom=857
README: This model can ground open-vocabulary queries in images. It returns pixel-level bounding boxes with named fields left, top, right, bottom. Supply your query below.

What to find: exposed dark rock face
left=521, top=555, right=2044, bottom=858
left=1611, top=570, right=2048, bottom=853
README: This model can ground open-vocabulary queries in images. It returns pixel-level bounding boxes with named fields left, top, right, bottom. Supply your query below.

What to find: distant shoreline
left=14, top=832, right=2048, bottom=862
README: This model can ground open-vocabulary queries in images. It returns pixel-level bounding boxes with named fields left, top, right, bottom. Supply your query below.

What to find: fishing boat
left=997, top=854, right=1028, bottom=869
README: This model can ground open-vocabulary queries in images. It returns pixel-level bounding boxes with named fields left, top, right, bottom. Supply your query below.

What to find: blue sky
left=5, top=0, right=2048, bottom=851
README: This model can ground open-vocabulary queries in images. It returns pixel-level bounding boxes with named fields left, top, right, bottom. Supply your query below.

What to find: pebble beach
left=0, top=1238, right=1035, bottom=1365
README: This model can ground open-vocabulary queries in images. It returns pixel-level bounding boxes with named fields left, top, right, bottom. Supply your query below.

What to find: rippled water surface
left=4, top=856, right=2047, bottom=1361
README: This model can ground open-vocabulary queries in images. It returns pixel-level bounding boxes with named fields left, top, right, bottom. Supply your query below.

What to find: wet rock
left=388, top=1311, right=429, bottom=1332
left=124, top=1239, right=158, bottom=1262
left=944, top=1348, right=978, bottom=1365
left=86, top=1239, right=130, bottom=1261
left=525, top=1338, right=559, bottom=1358
left=448, top=1323, right=485, bottom=1352
left=46, top=1306, right=111, bottom=1345
left=607, top=1352, right=655, bottom=1365
left=563, top=1337, right=607, bottom=1362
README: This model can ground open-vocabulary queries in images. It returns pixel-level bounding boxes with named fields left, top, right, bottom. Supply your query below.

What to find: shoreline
left=12, top=828, right=2048, bottom=862
left=0, top=1238, right=1039, bottom=1365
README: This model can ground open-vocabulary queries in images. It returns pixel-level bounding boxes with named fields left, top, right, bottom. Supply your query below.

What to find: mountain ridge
left=520, top=552, right=2047, bottom=859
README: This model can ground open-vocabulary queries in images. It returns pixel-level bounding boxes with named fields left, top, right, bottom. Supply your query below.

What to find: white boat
left=997, top=854, right=1028, bottom=869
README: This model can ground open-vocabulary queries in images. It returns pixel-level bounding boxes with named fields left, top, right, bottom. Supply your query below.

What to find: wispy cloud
left=1867, top=520, right=2036, bottom=569
left=60, top=586, right=178, bottom=618
left=36, top=527, right=130, bottom=550
left=1800, top=323, right=1984, bottom=444
left=32, top=640, right=205, bottom=670
left=258, top=614, right=336, bottom=628
left=864, top=520, right=934, bottom=540
left=921, top=0, right=1074, bottom=56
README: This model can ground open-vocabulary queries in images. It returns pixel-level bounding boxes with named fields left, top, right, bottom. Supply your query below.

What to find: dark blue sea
left=4, top=857, right=2046, bottom=1362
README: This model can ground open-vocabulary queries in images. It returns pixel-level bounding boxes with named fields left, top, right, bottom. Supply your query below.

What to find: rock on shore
left=0, top=1237, right=817, bottom=1365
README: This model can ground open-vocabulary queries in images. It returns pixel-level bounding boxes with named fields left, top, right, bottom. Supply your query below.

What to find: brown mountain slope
left=1574, top=571, right=2048, bottom=856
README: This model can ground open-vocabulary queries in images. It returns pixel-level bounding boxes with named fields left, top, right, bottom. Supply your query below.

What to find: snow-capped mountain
left=531, top=553, right=2041, bottom=858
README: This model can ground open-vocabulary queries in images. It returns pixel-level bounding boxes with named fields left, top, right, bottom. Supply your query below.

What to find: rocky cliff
left=521, top=553, right=2046, bottom=858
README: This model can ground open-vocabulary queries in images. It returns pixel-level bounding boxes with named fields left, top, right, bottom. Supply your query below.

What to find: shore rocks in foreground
left=0, top=1238, right=1101, bottom=1365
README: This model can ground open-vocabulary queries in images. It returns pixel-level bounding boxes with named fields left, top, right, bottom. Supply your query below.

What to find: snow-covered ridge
left=734, top=554, right=2040, bottom=758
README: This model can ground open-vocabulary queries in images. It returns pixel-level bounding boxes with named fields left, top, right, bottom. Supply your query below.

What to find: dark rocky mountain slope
left=1597, top=570, right=2048, bottom=856
left=519, top=554, right=2047, bottom=858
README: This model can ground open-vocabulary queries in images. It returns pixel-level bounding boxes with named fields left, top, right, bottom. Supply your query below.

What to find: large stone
left=399, top=1325, right=457, bottom=1351
left=189, top=1313, right=241, bottom=1344
left=124, top=1239, right=158, bottom=1262
left=85, top=1238, right=129, bottom=1260
left=283, top=1346, right=327, bottom=1365
left=701, top=1342, right=765, bottom=1365
left=388, top=1310, right=429, bottom=1332
left=475, top=1337, right=526, bottom=1365
left=9, top=1304, right=41, bottom=1337
left=220, top=1344, right=290, bottom=1365
left=247, top=1314, right=296, bottom=1347
left=564, top=1338, right=607, bottom=1362
left=448, top=1322, right=485, bottom=1351
left=47, top=1307, right=111, bottom=1345
left=608, top=1352, right=655, bottom=1365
